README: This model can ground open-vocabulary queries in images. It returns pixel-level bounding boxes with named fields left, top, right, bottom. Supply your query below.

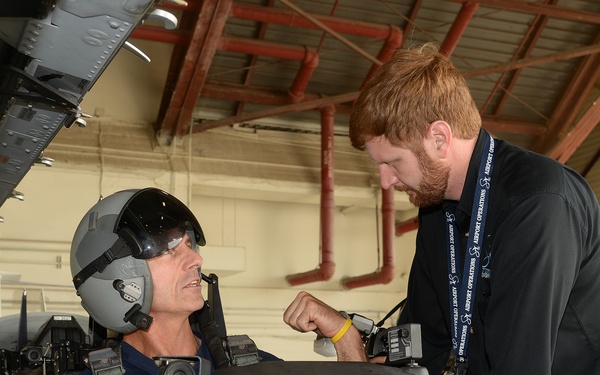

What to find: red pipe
left=230, top=3, right=395, bottom=39
left=362, top=25, right=403, bottom=86
left=131, top=26, right=189, bottom=45
left=218, top=35, right=310, bottom=61
left=288, top=46, right=319, bottom=102
left=133, top=4, right=402, bottom=104
left=229, top=3, right=402, bottom=96
left=217, top=35, right=318, bottom=103
left=134, top=5, right=403, bottom=45
left=341, top=187, right=396, bottom=289
left=395, top=216, right=419, bottom=236
left=440, top=1, right=479, bottom=57
left=287, top=106, right=336, bottom=285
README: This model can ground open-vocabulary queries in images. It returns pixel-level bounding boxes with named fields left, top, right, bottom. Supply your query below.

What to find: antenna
left=17, top=289, right=27, bottom=351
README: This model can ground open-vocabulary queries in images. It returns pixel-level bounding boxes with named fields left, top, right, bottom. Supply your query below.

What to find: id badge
left=455, top=361, right=468, bottom=375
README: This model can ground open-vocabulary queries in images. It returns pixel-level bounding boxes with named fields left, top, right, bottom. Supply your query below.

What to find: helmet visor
left=115, top=188, right=205, bottom=259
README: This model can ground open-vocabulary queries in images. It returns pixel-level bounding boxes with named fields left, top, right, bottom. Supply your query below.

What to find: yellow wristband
left=330, top=318, right=353, bottom=344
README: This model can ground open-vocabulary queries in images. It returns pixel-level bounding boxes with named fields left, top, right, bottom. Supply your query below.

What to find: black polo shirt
left=397, top=129, right=600, bottom=374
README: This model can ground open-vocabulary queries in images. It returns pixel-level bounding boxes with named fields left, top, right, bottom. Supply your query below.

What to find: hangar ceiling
left=134, top=0, right=600, bottom=199
left=1, top=0, right=600, bottom=213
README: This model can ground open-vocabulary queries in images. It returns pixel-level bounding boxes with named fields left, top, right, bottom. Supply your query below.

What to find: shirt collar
left=443, top=128, right=489, bottom=233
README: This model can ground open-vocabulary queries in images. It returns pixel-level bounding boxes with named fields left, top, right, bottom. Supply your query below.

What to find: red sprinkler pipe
left=341, top=186, right=396, bottom=289
left=217, top=35, right=318, bottom=103
left=362, top=25, right=403, bottom=85
left=396, top=216, right=419, bottom=236
left=440, top=1, right=479, bottom=57
left=286, top=106, right=336, bottom=285
left=288, top=46, right=319, bottom=103
left=230, top=3, right=398, bottom=39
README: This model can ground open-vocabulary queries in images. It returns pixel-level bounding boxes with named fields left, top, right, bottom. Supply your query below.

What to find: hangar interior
left=0, top=0, right=599, bottom=364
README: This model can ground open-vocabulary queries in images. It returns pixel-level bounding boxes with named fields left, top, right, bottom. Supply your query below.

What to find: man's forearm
left=333, top=326, right=367, bottom=361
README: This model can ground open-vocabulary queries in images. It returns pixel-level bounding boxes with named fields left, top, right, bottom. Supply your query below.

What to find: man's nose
left=379, top=164, right=399, bottom=189
left=186, top=246, right=203, bottom=269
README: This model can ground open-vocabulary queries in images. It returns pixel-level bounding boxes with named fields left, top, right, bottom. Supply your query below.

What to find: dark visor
left=119, top=209, right=187, bottom=259
left=73, top=188, right=206, bottom=290
left=116, top=188, right=205, bottom=259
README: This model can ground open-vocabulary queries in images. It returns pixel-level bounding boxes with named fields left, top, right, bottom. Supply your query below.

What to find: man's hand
left=283, top=291, right=367, bottom=361
left=283, top=291, right=347, bottom=338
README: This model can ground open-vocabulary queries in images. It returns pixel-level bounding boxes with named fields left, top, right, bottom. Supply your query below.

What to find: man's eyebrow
left=376, top=156, right=400, bottom=165
left=367, top=155, right=384, bottom=163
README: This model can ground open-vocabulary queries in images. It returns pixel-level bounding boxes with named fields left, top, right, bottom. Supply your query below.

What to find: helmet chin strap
left=73, top=237, right=132, bottom=290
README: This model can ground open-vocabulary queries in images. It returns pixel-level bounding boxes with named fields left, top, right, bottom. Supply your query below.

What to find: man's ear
left=428, top=121, right=452, bottom=158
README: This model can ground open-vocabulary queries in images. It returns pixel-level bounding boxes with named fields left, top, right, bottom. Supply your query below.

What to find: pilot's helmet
left=70, top=188, right=205, bottom=333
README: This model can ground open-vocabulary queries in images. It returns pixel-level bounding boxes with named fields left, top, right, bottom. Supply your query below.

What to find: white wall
left=0, top=159, right=417, bottom=361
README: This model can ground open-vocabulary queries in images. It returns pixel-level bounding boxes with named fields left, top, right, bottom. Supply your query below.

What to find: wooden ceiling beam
left=157, top=0, right=232, bottom=144
left=534, top=32, right=600, bottom=156
left=550, top=93, right=600, bottom=163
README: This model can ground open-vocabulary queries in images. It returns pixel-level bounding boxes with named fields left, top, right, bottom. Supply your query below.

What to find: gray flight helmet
left=70, top=188, right=205, bottom=333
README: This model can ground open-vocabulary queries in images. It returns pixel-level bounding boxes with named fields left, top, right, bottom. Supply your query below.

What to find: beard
left=397, top=151, right=450, bottom=208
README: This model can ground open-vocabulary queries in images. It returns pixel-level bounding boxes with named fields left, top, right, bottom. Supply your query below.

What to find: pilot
left=70, top=187, right=279, bottom=374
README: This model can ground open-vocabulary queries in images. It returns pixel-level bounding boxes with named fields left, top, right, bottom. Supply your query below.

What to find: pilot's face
left=146, top=233, right=204, bottom=320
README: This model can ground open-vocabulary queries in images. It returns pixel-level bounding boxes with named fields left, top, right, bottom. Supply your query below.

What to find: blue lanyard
left=445, top=133, right=495, bottom=368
